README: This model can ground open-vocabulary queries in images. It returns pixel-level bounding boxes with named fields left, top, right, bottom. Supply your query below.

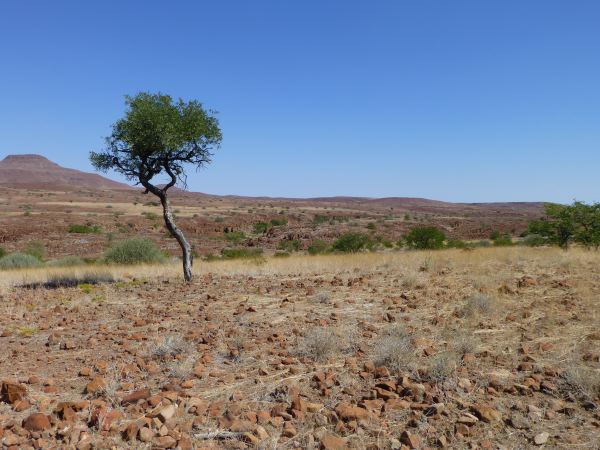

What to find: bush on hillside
left=520, top=233, right=546, bottom=247
left=278, top=239, right=300, bottom=252
left=492, top=233, right=513, bottom=246
left=331, top=232, right=373, bottom=253
left=270, top=218, right=288, bottom=226
left=24, top=241, right=45, bottom=260
left=0, top=253, right=43, bottom=270
left=68, top=224, right=102, bottom=234
left=220, top=247, right=264, bottom=259
left=308, top=240, right=329, bottom=255
left=104, top=238, right=165, bottom=265
left=404, top=226, right=446, bottom=250
left=46, top=256, right=86, bottom=267
left=253, top=222, right=268, bottom=234
left=225, top=231, right=246, bottom=244
left=446, top=239, right=469, bottom=249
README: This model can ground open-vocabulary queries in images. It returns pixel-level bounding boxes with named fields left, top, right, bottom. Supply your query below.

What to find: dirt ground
left=1, top=248, right=599, bottom=449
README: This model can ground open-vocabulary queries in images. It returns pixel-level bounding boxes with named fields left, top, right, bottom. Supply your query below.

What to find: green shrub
left=24, top=241, right=45, bottom=260
left=142, top=211, right=159, bottom=220
left=446, top=239, right=469, bottom=249
left=270, top=218, right=288, bottom=226
left=68, top=224, right=101, bottom=234
left=225, top=231, right=246, bottom=244
left=366, top=222, right=376, bottom=230
left=253, top=222, right=268, bottom=234
left=313, top=215, right=328, bottom=225
left=492, top=233, right=513, bottom=246
left=520, top=233, right=546, bottom=247
left=104, top=238, right=166, bottom=265
left=332, top=232, right=373, bottom=253
left=278, top=239, right=300, bottom=252
left=0, top=253, right=43, bottom=270
left=0, top=248, right=6, bottom=258
left=274, top=251, right=290, bottom=258
left=47, top=256, right=86, bottom=267
left=220, top=247, right=264, bottom=259
left=405, top=227, right=446, bottom=250
left=308, top=240, right=329, bottom=255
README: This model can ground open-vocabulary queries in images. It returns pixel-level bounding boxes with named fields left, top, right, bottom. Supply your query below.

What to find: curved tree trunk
left=159, top=193, right=193, bottom=282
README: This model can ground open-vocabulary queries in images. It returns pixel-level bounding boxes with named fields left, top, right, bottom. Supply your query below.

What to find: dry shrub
left=298, top=327, right=341, bottom=361
left=559, top=365, right=600, bottom=405
left=314, top=291, right=331, bottom=304
left=452, top=332, right=478, bottom=355
left=461, top=293, right=496, bottom=318
left=150, top=335, right=189, bottom=360
left=427, top=352, right=458, bottom=382
left=374, top=324, right=416, bottom=372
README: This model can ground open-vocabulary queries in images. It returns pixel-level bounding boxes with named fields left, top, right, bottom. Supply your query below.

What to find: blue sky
left=0, top=1, right=599, bottom=202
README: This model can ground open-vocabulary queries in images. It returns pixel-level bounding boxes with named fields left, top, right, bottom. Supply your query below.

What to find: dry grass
left=2, top=246, right=595, bottom=292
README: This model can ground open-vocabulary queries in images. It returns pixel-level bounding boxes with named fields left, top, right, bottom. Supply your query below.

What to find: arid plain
left=1, top=156, right=599, bottom=449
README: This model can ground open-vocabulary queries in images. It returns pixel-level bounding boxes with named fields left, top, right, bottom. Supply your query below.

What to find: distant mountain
left=0, top=154, right=132, bottom=190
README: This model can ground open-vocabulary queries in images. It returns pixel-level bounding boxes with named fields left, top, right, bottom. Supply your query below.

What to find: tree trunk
left=159, top=193, right=193, bottom=282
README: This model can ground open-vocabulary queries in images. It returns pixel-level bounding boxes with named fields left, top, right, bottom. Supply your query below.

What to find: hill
left=0, top=154, right=132, bottom=190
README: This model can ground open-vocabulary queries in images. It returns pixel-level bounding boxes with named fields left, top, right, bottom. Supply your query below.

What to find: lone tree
left=90, top=92, right=222, bottom=281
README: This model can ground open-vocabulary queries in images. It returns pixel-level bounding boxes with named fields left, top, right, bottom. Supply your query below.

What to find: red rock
left=335, top=402, right=371, bottom=422
left=320, top=432, right=347, bottom=449
left=22, top=413, right=51, bottom=432
left=282, top=423, right=297, bottom=437
left=121, top=388, right=151, bottom=405
left=1, top=381, right=27, bottom=404
left=85, top=377, right=107, bottom=395
left=400, top=430, right=421, bottom=449
left=154, top=435, right=177, bottom=448
left=139, top=426, right=154, bottom=442
left=472, top=404, right=502, bottom=423
left=123, top=422, right=139, bottom=441
left=13, top=400, right=30, bottom=412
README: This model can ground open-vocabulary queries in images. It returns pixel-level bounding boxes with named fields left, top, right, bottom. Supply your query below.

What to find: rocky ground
left=1, top=248, right=599, bottom=449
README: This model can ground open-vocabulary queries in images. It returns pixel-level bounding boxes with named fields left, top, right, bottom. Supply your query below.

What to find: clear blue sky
left=1, top=1, right=599, bottom=202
